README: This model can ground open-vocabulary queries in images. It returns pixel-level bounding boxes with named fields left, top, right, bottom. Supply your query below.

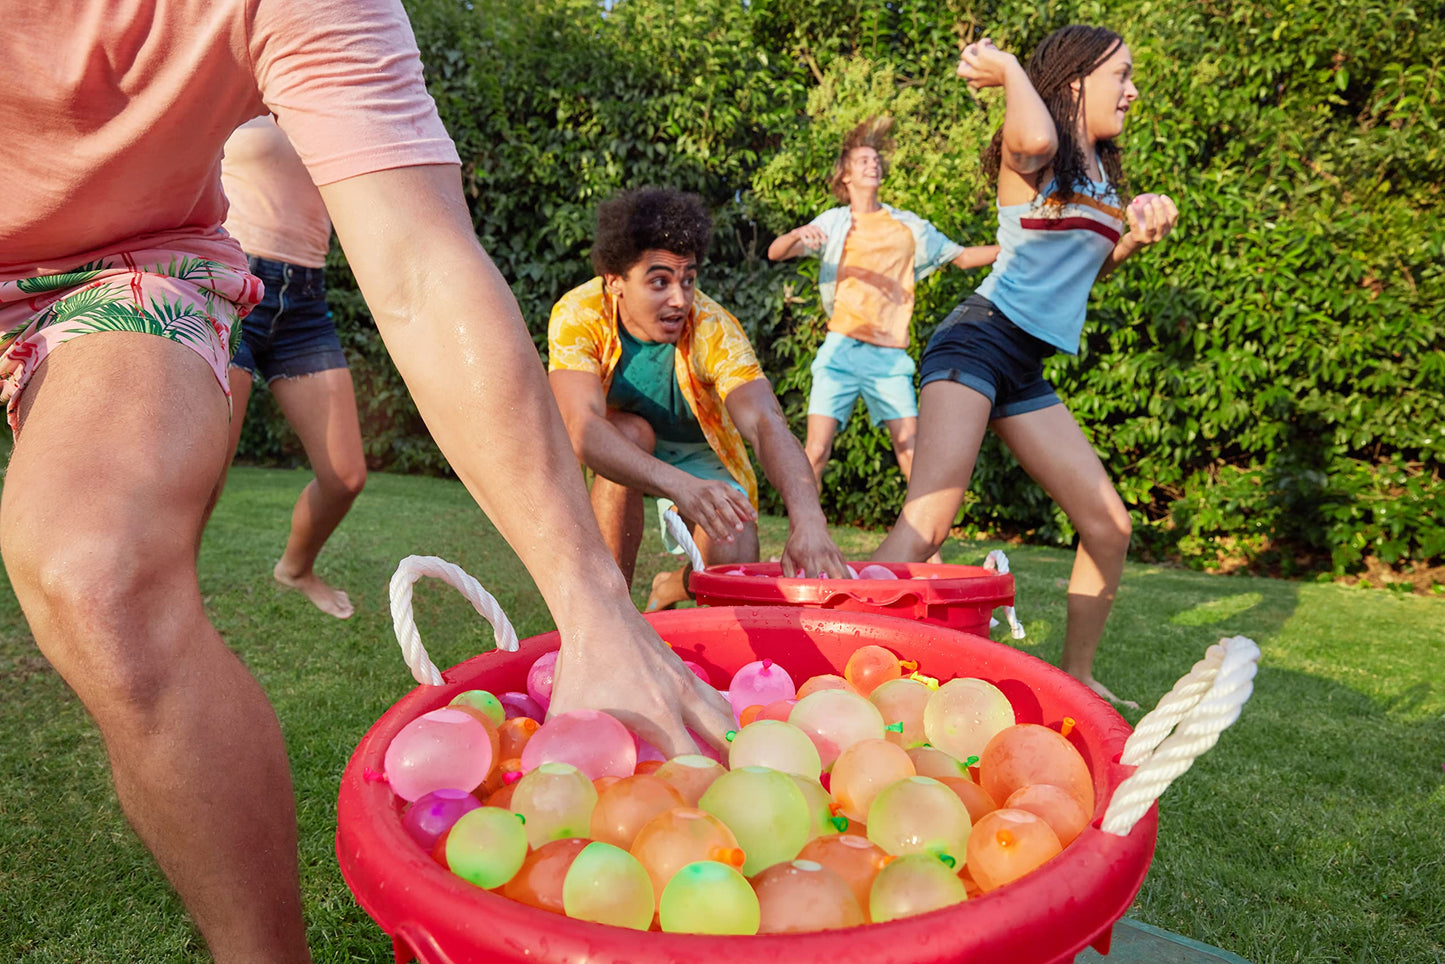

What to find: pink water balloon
left=727, top=659, right=797, bottom=720
left=401, top=788, right=482, bottom=851
left=856, top=564, right=899, bottom=580
left=521, top=709, right=637, bottom=779
left=526, top=651, right=559, bottom=713
left=500, top=691, right=544, bottom=722
left=383, top=707, right=494, bottom=802
left=682, top=661, right=712, bottom=685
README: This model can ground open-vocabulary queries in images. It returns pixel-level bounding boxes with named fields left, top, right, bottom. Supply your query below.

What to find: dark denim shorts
left=231, top=256, right=349, bottom=383
left=919, top=294, right=1062, bottom=420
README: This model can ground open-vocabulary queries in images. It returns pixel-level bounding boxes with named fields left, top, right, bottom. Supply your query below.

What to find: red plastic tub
left=337, top=606, right=1156, bottom=964
left=688, top=562, right=1014, bottom=636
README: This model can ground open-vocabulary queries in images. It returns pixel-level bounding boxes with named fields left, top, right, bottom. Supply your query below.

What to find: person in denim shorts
left=872, top=28, right=1179, bottom=706
left=221, top=116, right=366, bottom=619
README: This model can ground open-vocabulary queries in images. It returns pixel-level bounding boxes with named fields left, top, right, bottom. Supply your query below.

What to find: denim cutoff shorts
left=918, top=294, right=1062, bottom=420
left=230, top=256, right=348, bottom=383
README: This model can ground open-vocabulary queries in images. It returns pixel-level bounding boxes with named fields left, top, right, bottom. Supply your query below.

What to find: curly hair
left=590, top=188, right=713, bottom=277
left=981, top=25, right=1129, bottom=204
left=827, top=115, right=895, bottom=203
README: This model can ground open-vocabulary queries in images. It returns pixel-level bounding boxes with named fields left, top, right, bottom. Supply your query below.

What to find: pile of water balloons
left=382, top=643, right=1095, bottom=934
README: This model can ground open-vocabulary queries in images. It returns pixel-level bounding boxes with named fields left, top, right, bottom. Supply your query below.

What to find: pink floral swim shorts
left=0, top=249, right=263, bottom=431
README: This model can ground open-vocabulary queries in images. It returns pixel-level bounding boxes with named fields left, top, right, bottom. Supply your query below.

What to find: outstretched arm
left=319, top=163, right=733, bottom=754
left=549, top=369, right=755, bottom=545
left=725, top=380, right=848, bottom=578
left=952, top=244, right=1001, bottom=270
left=767, top=223, right=828, bottom=261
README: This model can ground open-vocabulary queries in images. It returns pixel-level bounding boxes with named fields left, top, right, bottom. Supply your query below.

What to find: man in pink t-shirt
left=0, top=2, right=732, bottom=959
left=220, top=115, right=367, bottom=620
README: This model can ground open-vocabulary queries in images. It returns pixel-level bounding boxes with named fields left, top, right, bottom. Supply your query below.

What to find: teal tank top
left=975, top=175, right=1125, bottom=354
left=605, top=326, right=706, bottom=444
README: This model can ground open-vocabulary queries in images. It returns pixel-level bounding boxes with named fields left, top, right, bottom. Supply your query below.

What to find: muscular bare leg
left=1, top=334, right=310, bottom=962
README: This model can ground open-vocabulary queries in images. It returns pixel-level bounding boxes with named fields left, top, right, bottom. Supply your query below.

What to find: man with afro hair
left=550, top=188, right=847, bottom=608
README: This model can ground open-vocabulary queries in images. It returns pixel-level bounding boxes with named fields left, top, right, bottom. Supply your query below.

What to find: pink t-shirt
left=0, top=0, right=461, bottom=284
left=221, top=116, right=332, bottom=269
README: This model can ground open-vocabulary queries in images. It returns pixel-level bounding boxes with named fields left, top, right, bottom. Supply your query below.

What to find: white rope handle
left=1100, top=635, right=1261, bottom=836
left=983, top=549, right=1026, bottom=639
left=662, top=506, right=706, bottom=574
left=388, top=555, right=519, bottom=686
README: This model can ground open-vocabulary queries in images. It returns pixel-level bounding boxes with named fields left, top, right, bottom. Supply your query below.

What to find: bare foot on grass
left=1076, top=674, right=1140, bottom=709
left=274, top=562, right=354, bottom=619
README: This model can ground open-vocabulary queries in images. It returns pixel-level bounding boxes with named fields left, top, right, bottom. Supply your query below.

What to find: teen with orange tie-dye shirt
left=550, top=189, right=847, bottom=611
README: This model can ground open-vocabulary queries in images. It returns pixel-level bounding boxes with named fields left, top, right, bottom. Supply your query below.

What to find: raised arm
left=958, top=39, right=1058, bottom=179
left=724, top=380, right=848, bottom=578
left=318, top=163, right=732, bottom=754
left=767, top=223, right=828, bottom=261
left=548, top=368, right=754, bottom=544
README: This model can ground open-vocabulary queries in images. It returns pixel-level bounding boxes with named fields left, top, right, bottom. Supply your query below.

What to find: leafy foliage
left=236, top=0, right=1444, bottom=582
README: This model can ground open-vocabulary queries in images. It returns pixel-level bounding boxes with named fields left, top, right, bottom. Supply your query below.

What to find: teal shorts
left=807, top=331, right=918, bottom=429
left=653, top=439, right=747, bottom=555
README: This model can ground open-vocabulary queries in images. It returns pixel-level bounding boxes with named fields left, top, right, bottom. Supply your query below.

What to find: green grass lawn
left=1, top=466, right=1441, bottom=962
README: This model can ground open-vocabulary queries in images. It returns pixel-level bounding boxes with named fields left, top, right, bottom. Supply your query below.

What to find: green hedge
left=236, top=0, right=1444, bottom=583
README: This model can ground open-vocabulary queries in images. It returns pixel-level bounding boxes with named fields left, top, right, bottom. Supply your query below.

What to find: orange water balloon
left=797, top=674, right=857, bottom=698
left=965, top=808, right=1062, bottom=892
left=935, top=776, right=999, bottom=824
left=844, top=645, right=903, bottom=697
left=1004, top=784, right=1089, bottom=847
left=906, top=746, right=972, bottom=781
left=590, top=774, right=687, bottom=850
left=752, top=859, right=865, bottom=933
left=498, top=716, right=539, bottom=761
left=830, top=739, right=916, bottom=823
left=630, top=807, right=745, bottom=907
left=653, top=755, right=726, bottom=807
left=502, top=837, right=589, bottom=914
left=483, top=783, right=515, bottom=809
left=796, top=833, right=892, bottom=918
left=870, top=678, right=931, bottom=748
left=979, top=724, right=1094, bottom=816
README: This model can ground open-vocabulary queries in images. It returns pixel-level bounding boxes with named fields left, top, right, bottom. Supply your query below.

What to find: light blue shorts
left=807, top=331, right=918, bottom=429
left=653, top=439, right=748, bottom=555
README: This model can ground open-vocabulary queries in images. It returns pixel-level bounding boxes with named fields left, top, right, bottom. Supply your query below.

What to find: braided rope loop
left=662, top=507, right=706, bottom=574
left=983, top=549, right=1026, bottom=639
left=389, top=555, right=520, bottom=686
left=1100, top=635, right=1260, bottom=836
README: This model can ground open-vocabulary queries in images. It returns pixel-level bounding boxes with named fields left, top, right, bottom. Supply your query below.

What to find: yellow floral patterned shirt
left=548, top=277, right=763, bottom=506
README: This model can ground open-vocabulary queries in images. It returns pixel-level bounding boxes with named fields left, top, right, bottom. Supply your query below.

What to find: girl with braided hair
left=871, top=25, right=1179, bottom=706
